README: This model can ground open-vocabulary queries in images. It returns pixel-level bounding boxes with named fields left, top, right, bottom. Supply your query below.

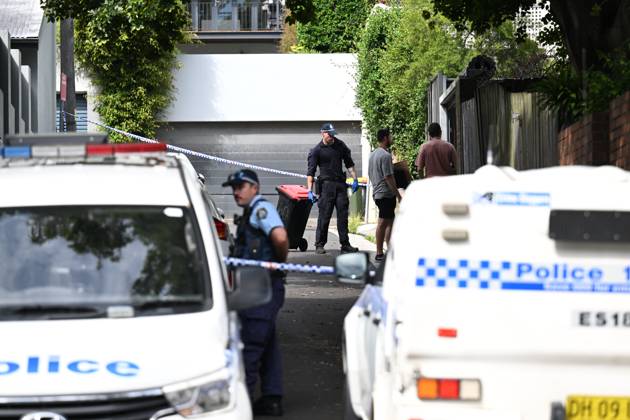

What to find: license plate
left=566, top=396, right=630, bottom=419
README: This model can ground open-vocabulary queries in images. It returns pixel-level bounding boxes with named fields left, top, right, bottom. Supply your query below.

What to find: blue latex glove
left=351, top=178, right=359, bottom=193
left=308, top=191, right=318, bottom=203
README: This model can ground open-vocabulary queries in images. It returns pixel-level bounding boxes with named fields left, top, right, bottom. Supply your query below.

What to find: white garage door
left=157, top=121, right=363, bottom=218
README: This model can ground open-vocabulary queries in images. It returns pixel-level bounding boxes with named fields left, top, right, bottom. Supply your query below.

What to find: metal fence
left=188, top=0, right=284, bottom=32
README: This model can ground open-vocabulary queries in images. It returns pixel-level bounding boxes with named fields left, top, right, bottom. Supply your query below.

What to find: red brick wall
left=558, top=111, right=610, bottom=165
left=609, top=91, right=630, bottom=170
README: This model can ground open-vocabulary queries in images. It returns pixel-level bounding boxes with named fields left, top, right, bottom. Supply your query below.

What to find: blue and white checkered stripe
left=415, top=258, right=630, bottom=293
left=416, top=258, right=511, bottom=290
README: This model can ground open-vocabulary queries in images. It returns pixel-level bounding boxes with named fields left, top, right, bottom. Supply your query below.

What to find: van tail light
left=214, top=217, right=228, bottom=241
left=417, top=377, right=481, bottom=401
left=438, top=328, right=458, bottom=338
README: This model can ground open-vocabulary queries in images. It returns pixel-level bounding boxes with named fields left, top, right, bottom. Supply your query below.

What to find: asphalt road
left=256, top=225, right=366, bottom=419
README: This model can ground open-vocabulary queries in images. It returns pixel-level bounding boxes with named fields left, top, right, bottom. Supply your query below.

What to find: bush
left=70, top=0, right=190, bottom=142
left=356, top=0, right=472, bottom=171
left=537, top=43, right=630, bottom=126
left=356, top=1, right=554, bottom=172
left=296, top=0, right=373, bottom=53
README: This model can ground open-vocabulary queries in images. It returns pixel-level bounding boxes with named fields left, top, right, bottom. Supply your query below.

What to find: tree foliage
left=287, top=0, right=630, bottom=74
left=41, top=0, right=190, bottom=142
left=295, top=0, right=373, bottom=52
left=471, top=21, right=548, bottom=79
left=356, top=1, right=472, bottom=170
left=431, top=0, right=630, bottom=75
left=537, top=43, right=630, bottom=126
left=356, top=1, right=551, bottom=172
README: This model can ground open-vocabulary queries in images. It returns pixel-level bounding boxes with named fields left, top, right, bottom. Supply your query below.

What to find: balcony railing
left=188, top=0, right=284, bottom=32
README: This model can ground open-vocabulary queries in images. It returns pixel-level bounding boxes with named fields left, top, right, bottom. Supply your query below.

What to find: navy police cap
left=320, top=123, right=337, bottom=136
left=222, top=169, right=259, bottom=187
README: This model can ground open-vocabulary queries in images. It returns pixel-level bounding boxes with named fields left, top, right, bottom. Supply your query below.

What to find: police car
left=0, top=133, right=270, bottom=419
left=336, top=164, right=630, bottom=420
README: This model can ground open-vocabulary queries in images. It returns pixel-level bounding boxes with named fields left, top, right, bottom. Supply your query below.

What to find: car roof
left=0, top=158, right=190, bottom=208
left=402, top=165, right=630, bottom=211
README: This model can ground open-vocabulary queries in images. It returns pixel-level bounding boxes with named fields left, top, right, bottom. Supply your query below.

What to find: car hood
left=0, top=310, right=228, bottom=396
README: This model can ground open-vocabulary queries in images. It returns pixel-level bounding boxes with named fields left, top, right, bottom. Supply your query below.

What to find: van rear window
left=0, top=206, right=210, bottom=320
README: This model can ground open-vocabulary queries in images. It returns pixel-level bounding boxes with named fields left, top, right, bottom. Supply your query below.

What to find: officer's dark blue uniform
left=224, top=169, right=286, bottom=416
left=307, top=123, right=359, bottom=254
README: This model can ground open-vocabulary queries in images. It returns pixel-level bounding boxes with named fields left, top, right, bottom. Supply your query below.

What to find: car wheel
left=298, top=238, right=308, bottom=252
left=343, top=375, right=361, bottom=420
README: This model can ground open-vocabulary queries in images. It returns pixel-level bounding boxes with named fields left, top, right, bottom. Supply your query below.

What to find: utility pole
left=59, top=18, right=76, bottom=132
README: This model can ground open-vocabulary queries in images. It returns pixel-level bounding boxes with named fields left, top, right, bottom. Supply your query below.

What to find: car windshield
left=0, top=206, right=210, bottom=320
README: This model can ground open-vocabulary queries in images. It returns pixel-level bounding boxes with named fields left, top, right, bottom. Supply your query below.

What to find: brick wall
left=558, top=111, right=610, bottom=165
left=609, top=91, right=630, bottom=170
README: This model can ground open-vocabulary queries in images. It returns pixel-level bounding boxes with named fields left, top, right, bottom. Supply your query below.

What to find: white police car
left=0, top=133, right=270, bottom=419
left=336, top=165, right=630, bottom=420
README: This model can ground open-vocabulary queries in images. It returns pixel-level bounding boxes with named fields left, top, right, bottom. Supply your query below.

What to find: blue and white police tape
left=223, top=257, right=335, bottom=275
left=61, top=111, right=368, bottom=186
left=62, top=112, right=307, bottom=179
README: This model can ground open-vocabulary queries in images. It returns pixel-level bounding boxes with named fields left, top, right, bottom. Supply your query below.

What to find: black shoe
left=315, top=246, right=326, bottom=254
left=340, top=244, right=359, bottom=253
left=253, top=395, right=283, bottom=417
left=374, top=253, right=385, bottom=261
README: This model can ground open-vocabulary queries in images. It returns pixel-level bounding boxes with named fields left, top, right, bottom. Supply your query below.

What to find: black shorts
left=375, top=197, right=396, bottom=220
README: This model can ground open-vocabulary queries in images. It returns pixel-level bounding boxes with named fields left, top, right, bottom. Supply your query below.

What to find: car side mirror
left=227, top=267, right=272, bottom=311
left=335, top=252, right=369, bottom=285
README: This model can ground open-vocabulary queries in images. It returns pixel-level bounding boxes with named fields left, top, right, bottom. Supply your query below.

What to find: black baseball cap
left=320, top=122, right=337, bottom=136
left=222, top=169, right=260, bottom=187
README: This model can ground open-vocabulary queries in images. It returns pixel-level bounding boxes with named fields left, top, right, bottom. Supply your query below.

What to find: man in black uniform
left=307, top=123, right=360, bottom=254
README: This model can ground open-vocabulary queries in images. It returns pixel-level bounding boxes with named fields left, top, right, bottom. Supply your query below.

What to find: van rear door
left=388, top=167, right=630, bottom=420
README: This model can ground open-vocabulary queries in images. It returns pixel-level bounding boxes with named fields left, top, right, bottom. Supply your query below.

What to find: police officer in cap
left=307, top=122, right=360, bottom=254
left=223, top=169, right=288, bottom=416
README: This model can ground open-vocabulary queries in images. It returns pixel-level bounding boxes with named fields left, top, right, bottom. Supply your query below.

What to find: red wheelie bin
left=276, top=185, right=313, bottom=252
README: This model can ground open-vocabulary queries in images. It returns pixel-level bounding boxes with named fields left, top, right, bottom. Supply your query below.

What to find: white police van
left=0, top=133, right=269, bottom=419
left=336, top=165, right=630, bottom=420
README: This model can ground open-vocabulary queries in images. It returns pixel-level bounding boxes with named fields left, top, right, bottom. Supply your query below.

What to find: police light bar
left=3, top=132, right=108, bottom=146
left=86, top=143, right=167, bottom=156
left=0, top=142, right=167, bottom=159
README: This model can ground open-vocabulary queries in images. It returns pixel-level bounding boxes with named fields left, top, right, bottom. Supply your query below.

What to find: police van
left=0, top=133, right=270, bottom=419
left=336, top=165, right=630, bottom=420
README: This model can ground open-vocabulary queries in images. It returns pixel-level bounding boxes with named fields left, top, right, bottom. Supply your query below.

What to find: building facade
left=0, top=0, right=56, bottom=139
left=157, top=53, right=365, bottom=216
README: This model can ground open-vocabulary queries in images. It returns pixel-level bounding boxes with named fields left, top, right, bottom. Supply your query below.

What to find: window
left=0, top=206, right=210, bottom=320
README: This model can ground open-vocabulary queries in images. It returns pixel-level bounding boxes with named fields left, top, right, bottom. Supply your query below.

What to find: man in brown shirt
left=415, top=122, right=457, bottom=178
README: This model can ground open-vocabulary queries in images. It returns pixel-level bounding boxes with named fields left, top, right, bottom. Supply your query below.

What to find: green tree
left=286, top=0, right=630, bottom=72
left=472, top=21, right=548, bottom=79
left=424, top=0, right=630, bottom=75
left=41, top=0, right=190, bottom=142
left=357, top=0, right=472, bottom=170
left=295, top=0, right=373, bottom=52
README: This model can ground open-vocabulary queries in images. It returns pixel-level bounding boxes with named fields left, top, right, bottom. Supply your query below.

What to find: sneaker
left=374, top=253, right=385, bottom=261
left=340, top=244, right=359, bottom=253
left=315, top=246, right=326, bottom=254
left=253, top=395, right=283, bottom=417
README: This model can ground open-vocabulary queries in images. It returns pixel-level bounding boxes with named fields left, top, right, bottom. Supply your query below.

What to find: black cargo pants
left=315, top=180, right=350, bottom=247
